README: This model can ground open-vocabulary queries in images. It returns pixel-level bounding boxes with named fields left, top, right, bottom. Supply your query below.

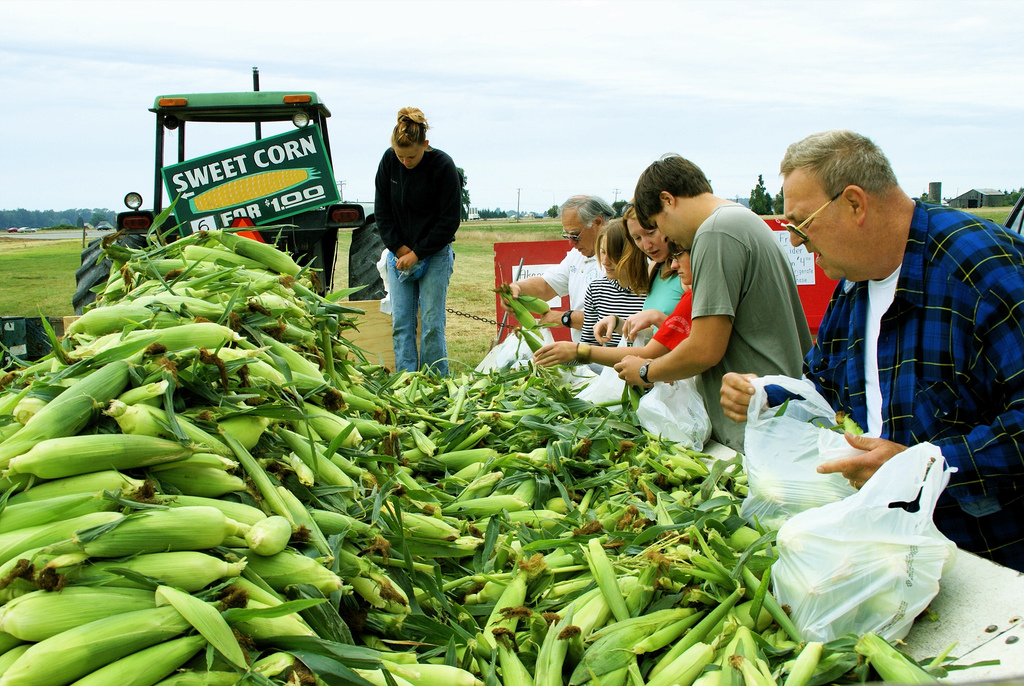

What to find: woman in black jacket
left=374, top=107, right=461, bottom=375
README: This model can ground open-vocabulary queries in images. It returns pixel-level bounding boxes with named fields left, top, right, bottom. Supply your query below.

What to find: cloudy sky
left=2, top=0, right=1023, bottom=215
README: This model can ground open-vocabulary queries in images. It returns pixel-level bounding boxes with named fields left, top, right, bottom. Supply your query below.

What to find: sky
left=2, top=0, right=1023, bottom=215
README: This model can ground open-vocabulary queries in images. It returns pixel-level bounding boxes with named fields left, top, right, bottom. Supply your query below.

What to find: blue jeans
left=387, top=244, right=454, bottom=375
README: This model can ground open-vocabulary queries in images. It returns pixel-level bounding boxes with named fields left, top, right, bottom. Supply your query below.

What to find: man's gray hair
left=561, top=195, right=614, bottom=227
left=780, top=130, right=900, bottom=197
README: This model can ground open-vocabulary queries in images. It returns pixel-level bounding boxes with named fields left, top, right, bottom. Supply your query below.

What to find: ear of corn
left=73, top=506, right=245, bottom=558
left=0, top=587, right=156, bottom=642
left=210, top=230, right=302, bottom=276
left=182, top=244, right=264, bottom=270
left=62, top=551, right=246, bottom=592
left=152, top=465, right=247, bottom=498
left=0, top=492, right=116, bottom=534
left=66, top=634, right=207, bottom=686
left=5, top=434, right=193, bottom=480
left=0, top=510, right=123, bottom=568
left=106, top=401, right=231, bottom=456
left=0, top=360, right=131, bottom=466
left=237, top=548, right=346, bottom=595
left=0, top=604, right=190, bottom=686
left=152, top=494, right=266, bottom=526
left=245, top=515, right=293, bottom=556
left=8, top=471, right=144, bottom=505
left=854, top=632, right=937, bottom=684
left=65, top=305, right=155, bottom=337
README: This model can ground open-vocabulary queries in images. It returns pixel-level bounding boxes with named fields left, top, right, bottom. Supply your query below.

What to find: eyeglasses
left=620, top=202, right=634, bottom=218
left=669, top=247, right=689, bottom=259
left=560, top=230, right=583, bottom=242
left=782, top=191, right=843, bottom=241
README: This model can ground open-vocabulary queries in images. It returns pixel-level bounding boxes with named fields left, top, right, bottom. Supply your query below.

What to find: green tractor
left=74, top=88, right=385, bottom=313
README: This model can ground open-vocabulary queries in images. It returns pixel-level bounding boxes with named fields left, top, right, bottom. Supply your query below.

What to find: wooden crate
left=343, top=300, right=396, bottom=371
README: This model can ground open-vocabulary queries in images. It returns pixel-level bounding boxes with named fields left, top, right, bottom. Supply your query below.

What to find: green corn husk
left=155, top=585, right=246, bottom=669
left=217, top=414, right=271, bottom=451
left=62, top=551, right=246, bottom=592
left=209, top=230, right=301, bottom=276
left=7, top=471, right=144, bottom=505
left=67, top=634, right=207, bottom=686
left=0, top=605, right=191, bottom=686
left=0, top=587, right=157, bottom=642
left=0, top=360, right=131, bottom=466
left=237, top=548, right=346, bottom=595
left=152, top=465, right=247, bottom=498
left=151, top=495, right=267, bottom=526
left=106, top=401, right=231, bottom=456
left=5, top=434, right=193, bottom=479
left=0, top=510, right=123, bottom=567
left=855, top=632, right=937, bottom=683
left=71, top=506, right=246, bottom=558
left=0, top=492, right=117, bottom=534
left=245, top=515, right=293, bottom=556
left=151, top=671, right=240, bottom=685
left=0, top=645, right=31, bottom=678
left=782, top=641, right=823, bottom=686
left=65, top=304, right=155, bottom=337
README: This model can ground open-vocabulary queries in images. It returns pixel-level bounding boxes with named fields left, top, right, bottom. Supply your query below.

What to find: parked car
left=5, top=227, right=18, bottom=233
left=17, top=227, right=37, bottom=233
left=1005, top=194, right=1024, bottom=235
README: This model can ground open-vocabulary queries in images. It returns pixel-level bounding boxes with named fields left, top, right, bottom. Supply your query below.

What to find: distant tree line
left=0, top=208, right=115, bottom=229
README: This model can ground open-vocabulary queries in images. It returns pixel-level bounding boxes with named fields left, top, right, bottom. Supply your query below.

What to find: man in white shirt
left=506, top=195, right=612, bottom=342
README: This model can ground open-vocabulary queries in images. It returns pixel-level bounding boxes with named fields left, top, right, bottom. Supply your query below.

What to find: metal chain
left=445, top=307, right=516, bottom=330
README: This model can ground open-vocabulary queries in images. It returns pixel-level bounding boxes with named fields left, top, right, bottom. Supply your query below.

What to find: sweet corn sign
left=162, top=126, right=340, bottom=233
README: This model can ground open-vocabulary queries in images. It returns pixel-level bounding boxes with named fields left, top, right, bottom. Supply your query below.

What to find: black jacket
left=374, top=147, right=461, bottom=259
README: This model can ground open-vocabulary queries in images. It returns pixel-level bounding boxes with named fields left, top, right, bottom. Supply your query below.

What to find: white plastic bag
left=740, top=375, right=858, bottom=530
left=773, top=443, right=957, bottom=642
left=475, top=329, right=555, bottom=374
left=376, top=249, right=392, bottom=315
left=575, top=364, right=625, bottom=408
left=636, top=378, right=711, bottom=450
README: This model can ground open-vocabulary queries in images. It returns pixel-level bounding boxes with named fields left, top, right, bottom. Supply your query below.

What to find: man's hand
left=720, top=372, right=759, bottom=423
left=593, top=315, right=618, bottom=344
left=533, top=341, right=577, bottom=367
left=395, top=250, right=419, bottom=271
left=615, top=355, right=652, bottom=387
left=817, top=433, right=907, bottom=489
left=538, top=310, right=562, bottom=327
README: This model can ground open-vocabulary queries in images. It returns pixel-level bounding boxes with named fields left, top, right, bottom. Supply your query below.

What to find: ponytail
left=392, top=107, right=429, bottom=147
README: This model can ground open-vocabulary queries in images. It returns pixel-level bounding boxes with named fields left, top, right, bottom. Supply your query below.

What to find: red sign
left=492, top=224, right=837, bottom=342
left=493, top=241, right=574, bottom=343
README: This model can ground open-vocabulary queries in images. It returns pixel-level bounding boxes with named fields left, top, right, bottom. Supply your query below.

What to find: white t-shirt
left=865, top=267, right=900, bottom=437
left=542, top=249, right=600, bottom=342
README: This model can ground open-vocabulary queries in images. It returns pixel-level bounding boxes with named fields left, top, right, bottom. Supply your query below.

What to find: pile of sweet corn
left=0, top=225, right=950, bottom=685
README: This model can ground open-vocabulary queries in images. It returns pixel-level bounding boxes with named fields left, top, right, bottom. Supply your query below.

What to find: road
left=1, top=229, right=110, bottom=240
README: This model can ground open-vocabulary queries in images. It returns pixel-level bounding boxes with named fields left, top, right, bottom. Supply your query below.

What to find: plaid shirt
left=807, top=201, right=1024, bottom=571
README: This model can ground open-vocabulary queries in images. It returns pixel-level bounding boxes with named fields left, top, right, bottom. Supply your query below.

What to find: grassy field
left=0, top=219, right=564, bottom=371
left=0, top=207, right=1015, bottom=370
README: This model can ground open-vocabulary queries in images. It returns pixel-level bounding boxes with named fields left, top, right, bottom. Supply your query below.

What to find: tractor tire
left=73, top=233, right=151, bottom=315
left=347, top=221, right=386, bottom=301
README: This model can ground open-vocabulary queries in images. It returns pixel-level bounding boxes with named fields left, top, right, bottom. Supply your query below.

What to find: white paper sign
left=773, top=231, right=815, bottom=286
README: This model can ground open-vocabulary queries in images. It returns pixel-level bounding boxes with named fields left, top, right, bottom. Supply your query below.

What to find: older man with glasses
left=721, top=129, right=1024, bottom=572
left=505, top=195, right=613, bottom=341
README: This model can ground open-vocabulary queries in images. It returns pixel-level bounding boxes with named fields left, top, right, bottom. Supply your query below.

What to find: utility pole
left=516, top=188, right=521, bottom=223
left=336, top=181, right=346, bottom=201
left=613, top=188, right=621, bottom=203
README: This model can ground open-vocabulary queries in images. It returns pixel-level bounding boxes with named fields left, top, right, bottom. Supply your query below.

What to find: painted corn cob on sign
left=161, top=125, right=340, bottom=232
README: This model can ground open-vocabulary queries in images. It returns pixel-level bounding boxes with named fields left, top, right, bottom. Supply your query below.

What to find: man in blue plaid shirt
left=722, top=130, right=1024, bottom=572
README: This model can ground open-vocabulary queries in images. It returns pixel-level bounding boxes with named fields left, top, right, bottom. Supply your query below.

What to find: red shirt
left=653, top=289, right=692, bottom=350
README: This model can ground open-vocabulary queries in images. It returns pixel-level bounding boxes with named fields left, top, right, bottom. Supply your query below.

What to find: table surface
left=701, top=441, right=1024, bottom=682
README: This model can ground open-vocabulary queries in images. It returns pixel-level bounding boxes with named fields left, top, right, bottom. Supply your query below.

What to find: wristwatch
left=561, top=310, right=574, bottom=328
left=638, top=362, right=651, bottom=384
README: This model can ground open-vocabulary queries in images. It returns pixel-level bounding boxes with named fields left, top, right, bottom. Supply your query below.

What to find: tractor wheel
left=347, top=221, right=386, bottom=301
left=72, top=233, right=151, bottom=315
